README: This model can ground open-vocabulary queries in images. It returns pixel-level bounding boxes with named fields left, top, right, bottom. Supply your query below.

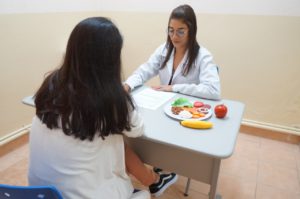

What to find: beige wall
left=0, top=11, right=299, bottom=138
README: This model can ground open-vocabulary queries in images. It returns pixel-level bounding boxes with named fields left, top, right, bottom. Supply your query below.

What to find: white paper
left=132, top=88, right=176, bottom=110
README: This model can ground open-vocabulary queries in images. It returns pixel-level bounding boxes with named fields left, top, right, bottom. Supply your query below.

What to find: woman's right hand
left=151, top=85, right=173, bottom=92
left=123, top=83, right=131, bottom=93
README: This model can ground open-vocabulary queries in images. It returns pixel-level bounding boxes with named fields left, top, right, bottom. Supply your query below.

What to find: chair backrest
left=0, top=184, right=63, bottom=199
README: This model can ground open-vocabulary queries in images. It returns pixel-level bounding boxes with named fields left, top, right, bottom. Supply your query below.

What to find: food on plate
left=184, top=107, right=199, bottom=115
left=203, top=104, right=211, bottom=109
left=214, top=104, right=228, bottom=118
left=178, top=110, right=193, bottom=119
left=181, top=120, right=213, bottom=129
left=193, top=101, right=204, bottom=108
left=198, top=107, right=209, bottom=114
left=191, top=112, right=205, bottom=118
left=170, top=98, right=211, bottom=119
left=171, top=106, right=184, bottom=115
left=171, top=97, right=193, bottom=107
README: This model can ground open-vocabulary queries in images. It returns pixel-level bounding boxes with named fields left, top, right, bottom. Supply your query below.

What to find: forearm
left=172, top=83, right=221, bottom=100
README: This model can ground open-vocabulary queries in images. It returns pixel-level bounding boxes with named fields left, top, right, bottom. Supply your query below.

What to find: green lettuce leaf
left=171, top=97, right=192, bottom=107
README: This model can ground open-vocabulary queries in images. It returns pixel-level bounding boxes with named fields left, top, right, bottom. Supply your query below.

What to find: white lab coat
left=125, top=43, right=221, bottom=100
left=28, top=109, right=150, bottom=199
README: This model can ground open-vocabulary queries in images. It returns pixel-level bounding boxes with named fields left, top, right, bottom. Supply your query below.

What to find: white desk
left=125, top=86, right=245, bottom=199
left=22, top=86, right=245, bottom=199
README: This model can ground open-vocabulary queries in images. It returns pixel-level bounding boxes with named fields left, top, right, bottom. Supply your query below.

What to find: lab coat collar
left=167, top=49, right=189, bottom=81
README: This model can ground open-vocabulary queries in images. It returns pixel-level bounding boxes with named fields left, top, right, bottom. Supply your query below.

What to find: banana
left=180, top=120, right=213, bottom=129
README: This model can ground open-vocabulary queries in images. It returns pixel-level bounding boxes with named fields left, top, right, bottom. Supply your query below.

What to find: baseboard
left=0, top=129, right=29, bottom=157
left=240, top=124, right=300, bottom=144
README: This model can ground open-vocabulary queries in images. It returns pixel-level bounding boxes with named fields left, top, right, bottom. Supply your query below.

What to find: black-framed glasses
left=167, top=28, right=187, bottom=38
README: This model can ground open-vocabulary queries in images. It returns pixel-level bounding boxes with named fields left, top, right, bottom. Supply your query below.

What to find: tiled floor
left=1, top=132, right=300, bottom=199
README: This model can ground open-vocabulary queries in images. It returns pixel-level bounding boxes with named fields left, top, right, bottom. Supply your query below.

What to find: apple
left=214, top=104, right=228, bottom=118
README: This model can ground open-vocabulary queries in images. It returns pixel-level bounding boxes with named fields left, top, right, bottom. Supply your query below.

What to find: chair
left=0, top=184, right=63, bottom=199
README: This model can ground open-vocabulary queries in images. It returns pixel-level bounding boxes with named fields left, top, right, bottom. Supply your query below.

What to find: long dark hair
left=161, top=4, right=200, bottom=75
left=35, top=17, right=135, bottom=141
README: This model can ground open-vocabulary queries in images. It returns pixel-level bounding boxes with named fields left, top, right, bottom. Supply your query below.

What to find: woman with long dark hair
left=28, top=17, right=150, bottom=199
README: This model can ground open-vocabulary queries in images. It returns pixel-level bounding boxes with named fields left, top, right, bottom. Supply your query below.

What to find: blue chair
left=0, top=184, right=63, bottom=199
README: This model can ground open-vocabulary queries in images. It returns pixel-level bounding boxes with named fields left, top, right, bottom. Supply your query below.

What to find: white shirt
left=28, top=109, right=147, bottom=199
left=125, top=43, right=221, bottom=100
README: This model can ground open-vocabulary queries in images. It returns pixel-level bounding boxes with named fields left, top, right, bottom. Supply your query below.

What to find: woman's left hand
left=151, top=85, right=173, bottom=92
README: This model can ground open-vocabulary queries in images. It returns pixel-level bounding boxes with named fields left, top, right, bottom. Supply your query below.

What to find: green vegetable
left=171, top=98, right=193, bottom=107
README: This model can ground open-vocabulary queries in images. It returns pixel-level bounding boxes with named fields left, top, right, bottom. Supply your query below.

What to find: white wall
left=1, top=0, right=300, bottom=16
left=0, top=0, right=299, bottom=138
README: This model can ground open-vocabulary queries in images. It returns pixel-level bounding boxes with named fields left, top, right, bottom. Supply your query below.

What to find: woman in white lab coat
left=123, top=4, right=221, bottom=197
left=124, top=5, right=221, bottom=100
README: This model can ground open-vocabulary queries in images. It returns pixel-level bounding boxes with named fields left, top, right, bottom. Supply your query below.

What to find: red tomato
left=214, top=104, right=228, bottom=118
left=193, top=101, right=204, bottom=108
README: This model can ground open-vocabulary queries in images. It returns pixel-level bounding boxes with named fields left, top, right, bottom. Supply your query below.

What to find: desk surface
left=132, top=86, right=245, bottom=159
left=22, top=86, right=244, bottom=159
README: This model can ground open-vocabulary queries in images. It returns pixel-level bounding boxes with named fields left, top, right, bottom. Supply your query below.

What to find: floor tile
left=260, top=137, right=299, bottom=153
left=1, top=132, right=300, bottom=199
left=221, top=155, right=258, bottom=181
left=296, top=146, right=300, bottom=171
left=296, top=147, right=300, bottom=190
left=259, top=148, right=298, bottom=170
left=217, top=173, right=256, bottom=199
left=131, top=175, right=209, bottom=199
left=256, top=184, right=300, bottom=199
left=257, top=161, right=300, bottom=193
left=0, top=144, right=29, bottom=172
left=0, top=158, right=28, bottom=186
left=157, top=182, right=208, bottom=199
left=232, top=134, right=260, bottom=161
left=175, top=176, right=210, bottom=195
left=237, top=133, right=261, bottom=144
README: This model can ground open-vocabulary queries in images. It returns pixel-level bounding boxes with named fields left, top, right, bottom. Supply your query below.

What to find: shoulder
left=148, top=43, right=168, bottom=62
left=198, top=45, right=213, bottom=57
left=195, top=45, right=215, bottom=64
left=154, top=42, right=168, bottom=55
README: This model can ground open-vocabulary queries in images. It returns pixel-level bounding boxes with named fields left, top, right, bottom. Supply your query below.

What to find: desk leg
left=209, top=159, right=221, bottom=199
left=183, top=178, right=191, bottom=196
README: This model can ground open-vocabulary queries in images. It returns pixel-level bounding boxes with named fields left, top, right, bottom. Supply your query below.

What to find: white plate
left=163, top=102, right=213, bottom=121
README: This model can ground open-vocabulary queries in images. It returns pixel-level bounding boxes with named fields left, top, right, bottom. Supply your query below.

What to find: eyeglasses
left=167, top=28, right=187, bottom=38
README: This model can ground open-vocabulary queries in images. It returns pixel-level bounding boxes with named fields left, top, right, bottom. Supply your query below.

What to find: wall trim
left=0, top=124, right=31, bottom=147
left=242, top=119, right=300, bottom=136
left=240, top=124, right=300, bottom=144
left=0, top=127, right=29, bottom=157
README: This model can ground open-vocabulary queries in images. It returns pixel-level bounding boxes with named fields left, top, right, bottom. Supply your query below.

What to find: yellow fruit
left=180, top=120, right=213, bottom=129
